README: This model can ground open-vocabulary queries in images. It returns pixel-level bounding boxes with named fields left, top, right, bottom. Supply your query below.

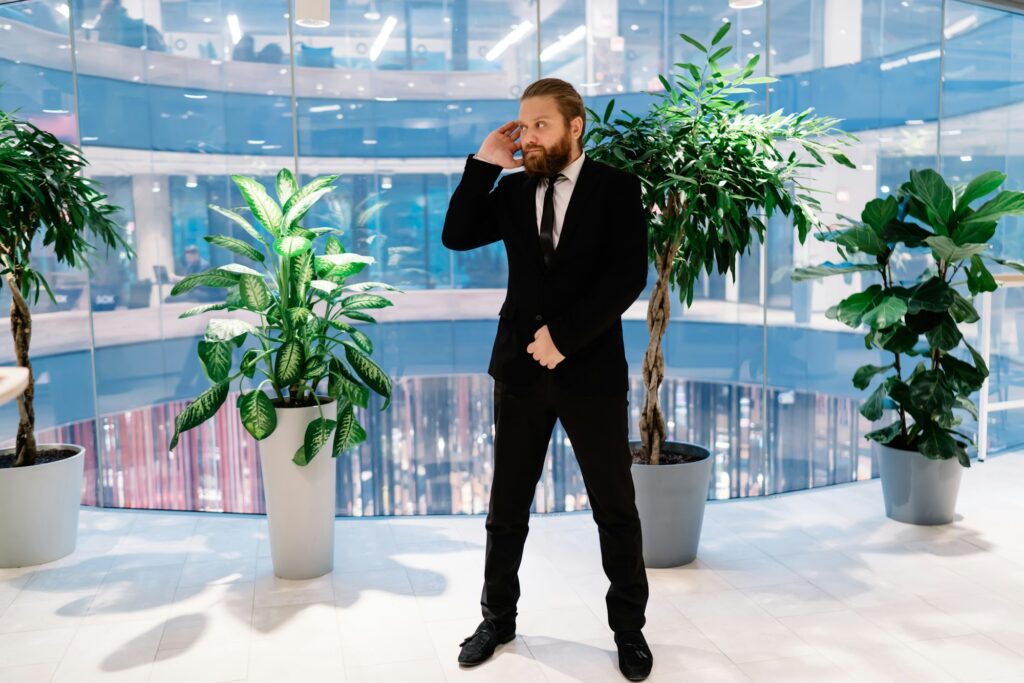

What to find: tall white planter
left=0, top=444, right=84, bottom=568
left=259, top=399, right=337, bottom=579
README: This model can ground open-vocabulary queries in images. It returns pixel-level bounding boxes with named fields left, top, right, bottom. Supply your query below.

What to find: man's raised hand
left=475, top=121, right=524, bottom=169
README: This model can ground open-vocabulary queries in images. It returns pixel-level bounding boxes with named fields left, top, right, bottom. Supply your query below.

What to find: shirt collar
left=557, top=150, right=586, bottom=185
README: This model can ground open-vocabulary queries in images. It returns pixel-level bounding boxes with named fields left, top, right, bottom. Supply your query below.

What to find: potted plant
left=0, top=107, right=128, bottom=567
left=583, top=23, right=856, bottom=566
left=794, top=168, right=1024, bottom=525
left=168, top=169, right=397, bottom=579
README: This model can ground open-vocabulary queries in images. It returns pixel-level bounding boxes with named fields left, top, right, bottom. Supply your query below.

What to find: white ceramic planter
left=629, top=440, right=713, bottom=568
left=876, top=441, right=963, bottom=525
left=259, top=398, right=338, bottom=579
left=0, top=444, right=84, bottom=568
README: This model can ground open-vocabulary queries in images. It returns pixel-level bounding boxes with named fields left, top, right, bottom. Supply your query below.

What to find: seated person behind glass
left=174, top=245, right=217, bottom=301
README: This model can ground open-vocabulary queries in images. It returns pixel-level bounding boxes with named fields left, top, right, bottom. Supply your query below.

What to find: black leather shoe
left=615, top=630, right=653, bottom=681
left=458, top=619, right=516, bottom=666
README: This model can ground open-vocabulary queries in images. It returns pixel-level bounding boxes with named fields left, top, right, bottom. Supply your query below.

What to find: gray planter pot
left=629, top=440, right=713, bottom=568
left=876, top=441, right=963, bottom=525
left=0, top=444, right=84, bottom=568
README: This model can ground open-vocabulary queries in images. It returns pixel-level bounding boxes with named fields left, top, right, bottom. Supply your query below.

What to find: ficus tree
left=584, top=23, right=856, bottom=463
left=0, top=107, right=128, bottom=467
left=794, top=169, right=1024, bottom=466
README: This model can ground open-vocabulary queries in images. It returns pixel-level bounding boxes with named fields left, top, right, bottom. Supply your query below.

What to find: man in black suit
left=442, top=78, right=653, bottom=681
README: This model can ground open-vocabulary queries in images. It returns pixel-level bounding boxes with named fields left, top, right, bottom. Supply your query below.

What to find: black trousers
left=480, top=371, right=649, bottom=633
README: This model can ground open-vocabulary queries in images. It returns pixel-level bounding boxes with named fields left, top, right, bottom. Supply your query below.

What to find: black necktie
left=539, top=173, right=564, bottom=268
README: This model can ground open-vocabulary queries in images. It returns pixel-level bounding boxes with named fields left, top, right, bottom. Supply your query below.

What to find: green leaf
left=959, top=190, right=1024, bottom=229
left=204, top=234, right=264, bottom=263
left=679, top=32, right=707, bottom=53
left=343, top=342, right=392, bottom=409
left=861, top=296, right=908, bottom=330
left=332, top=402, right=367, bottom=456
left=831, top=152, right=856, bottom=169
left=293, top=417, right=336, bottom=466
left=204, top=318, right=256, bottom=344
left=339, top=293, right=393, bottom=311
left=240, top=348, right=260, bottom=378
left=910, top=370, right=956, bottom=417
left=291, top=250, right=314, bottom=293
left=883, top=220, right=933, bottom=247
left=964, top=340, right=989, bottom=379
left=217, top=263, right=263, bottom=277
left=967, top=255, right=997, bottom=295
left=178, top=302, right=229, bottom=319
left=940, top=354, right=985, bottom=393
left=209, top=204, right=268, bottom=246
left=309, top=279, right=339, bottom=296
left=876, top=324, right=919, bottom=354
left=853, top=363, right=894, bottom=390
left=239, top=274, right=272, bottom=311
left=957, top=171, right=1006, bottom=213
left=343, top=281, right=402, bottom=293
left=232, top=175, right=283, bottom=238
left=791, top=262, right=879, bottom=282
left=925, top=315, right=963, bottom=351
left=710, top=21, right=731, bottom=46
left=918, top=423, right=961, bottom=461
left=835, top=227, right=887, bottom=256
left=325, top=236, right=344, bottom=255
left=987, top=256, right=1024, bottom=275
left=281, top=175, right=338, bottom=233
left=953, top=394, right=979, bottom=420
left=949, top=291, right=980, bottom=324
left=169, top=382, right=229, bottom=450
left=274, top=341, right=304, bottom=386
left=239, top=390, right=277, bottom=440
left=198, top=340, right=232, bottom=382
left=834, top=286, right=882, bottom=327
left=170, top=270, right=239, bottom=296
left=909, top=169, right=954, bottom=233
left=276, top=168, right=299, bottom=205
left=859, top=379, right=891, bottom=421
left=861, top=196, right=899, bottom=235
left=900, top=276, right=955, bottom=314
left=865, top=421, right=903, bottom=445
left=954, top=221, right=996, bottom=247
left=343, top=310, right=377, bottom=324
left=273, top=235, right=312, bottom=257
left=925, top=236, right=988, bottom=264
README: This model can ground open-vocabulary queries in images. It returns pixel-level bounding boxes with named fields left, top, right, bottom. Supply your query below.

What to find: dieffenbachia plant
left=794, top=169, right=1024, bottom=467
left=168, top=169, right=399, bottom=465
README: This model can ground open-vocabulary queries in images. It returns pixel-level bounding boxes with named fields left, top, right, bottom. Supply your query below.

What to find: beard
left=522, top=129, right=574, bottom=178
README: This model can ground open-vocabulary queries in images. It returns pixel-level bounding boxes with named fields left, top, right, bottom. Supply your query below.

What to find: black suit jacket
left=442, top=153, right=648, bottom=395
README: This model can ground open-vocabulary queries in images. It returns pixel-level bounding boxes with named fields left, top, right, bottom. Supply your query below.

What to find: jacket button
left=535, top=314, right=543, bottom=321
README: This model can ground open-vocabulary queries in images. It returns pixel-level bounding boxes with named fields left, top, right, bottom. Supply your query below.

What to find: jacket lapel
left=552, top=155, right=597, bottom=267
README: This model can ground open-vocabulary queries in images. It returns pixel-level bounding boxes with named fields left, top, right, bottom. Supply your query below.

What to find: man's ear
left=572, top=115, right=584, bottom=140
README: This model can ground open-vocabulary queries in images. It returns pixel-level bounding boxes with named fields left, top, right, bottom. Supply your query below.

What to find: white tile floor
left=3, top=452, right=1024, bottom=682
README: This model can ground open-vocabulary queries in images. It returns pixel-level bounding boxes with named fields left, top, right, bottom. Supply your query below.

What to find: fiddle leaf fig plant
left=168, top=169, right=400, bottom=466
left=793, top=169, right=1024, bottom=467
left=583, top=22, right=856, bottom=463
left=0, top=106, right=129, bottom=467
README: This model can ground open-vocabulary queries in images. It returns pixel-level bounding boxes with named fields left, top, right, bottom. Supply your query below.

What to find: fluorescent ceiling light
left=309, top=104, right=341, bottom=113
left=486, top=21, right=534, bottom=62
left=730, top=0, right=764, bottom=8
left=540, top=25, right=586, bottom=62
left=226, top=14, right=242, bottom=45
left=944, top=15, right=977, bottom=39
left=370, top=16, right=398, bottom=62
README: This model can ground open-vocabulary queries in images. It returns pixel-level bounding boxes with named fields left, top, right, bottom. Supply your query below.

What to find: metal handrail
left=978, top=273, right=1024, bottom=461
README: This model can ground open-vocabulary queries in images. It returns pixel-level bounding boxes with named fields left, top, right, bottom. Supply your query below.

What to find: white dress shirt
left=472, top=150, right=586, bottom=250
left=534, top=150, right=585, bottom=250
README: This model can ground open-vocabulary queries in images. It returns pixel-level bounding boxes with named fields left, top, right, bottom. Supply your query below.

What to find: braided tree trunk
left=6, top=272, right=37, bottom=467
left=639, top=235, right=679, bottom=466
